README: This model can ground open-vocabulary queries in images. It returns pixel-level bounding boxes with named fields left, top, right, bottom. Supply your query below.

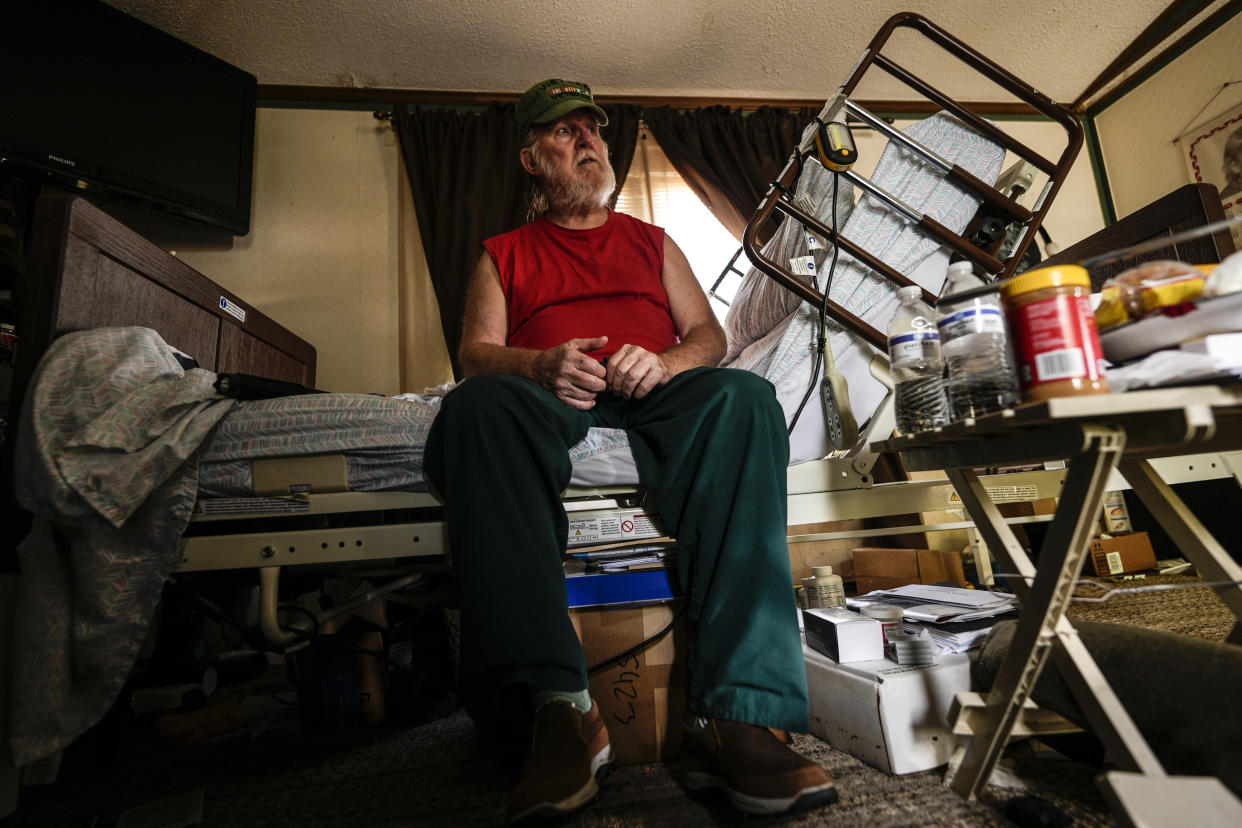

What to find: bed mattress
left=196, top=387, right=639, bottom=494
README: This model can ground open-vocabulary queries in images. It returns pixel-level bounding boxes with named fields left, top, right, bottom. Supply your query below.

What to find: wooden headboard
left=10, top=192, right=316, bottom=423
left=1040, top=183, right=1236, bottom=290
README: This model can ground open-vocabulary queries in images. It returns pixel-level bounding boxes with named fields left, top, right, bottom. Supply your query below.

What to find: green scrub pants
left=424, top=367, right=809, bottom=733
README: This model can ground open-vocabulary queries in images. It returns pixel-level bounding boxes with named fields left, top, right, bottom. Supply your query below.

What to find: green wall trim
left=1088, top=0, right=1242, bottom=118
left=1082, top=116, right=1117, bottom=225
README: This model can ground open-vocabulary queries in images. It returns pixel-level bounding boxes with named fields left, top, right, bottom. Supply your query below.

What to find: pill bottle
left=1000, top=265, right=1109, bottom=402
left=860, top=604, right=903, bottom=645
left=809, top=566, right=846, bottom=608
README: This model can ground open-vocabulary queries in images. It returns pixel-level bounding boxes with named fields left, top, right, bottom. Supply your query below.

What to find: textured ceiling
left=105, top=0, right=1211, bottom=103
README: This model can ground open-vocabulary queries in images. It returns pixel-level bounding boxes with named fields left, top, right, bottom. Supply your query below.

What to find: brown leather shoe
left=506, top=700, right=615, bottom=824
left=682, top=718, right=838, bottom=815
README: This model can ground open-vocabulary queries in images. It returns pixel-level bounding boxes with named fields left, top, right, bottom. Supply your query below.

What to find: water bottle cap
left=898, top=285, right=922, bottom=299
left=812, top=566, right=835, bottom=577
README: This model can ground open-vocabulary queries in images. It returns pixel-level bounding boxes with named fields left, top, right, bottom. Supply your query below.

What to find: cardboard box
left=996, top=498, right=1058, bottom=518
left=803, top=608, right=883, bottom=663
left=788, top=519, right=867, bottom=582
left=851, top=547, right=968, bottom=595
left=804, top=641, right=971, bottom=775
left=570, top=601, right=685, bottom=765
left=1089, top=531, right=1157, bottom=577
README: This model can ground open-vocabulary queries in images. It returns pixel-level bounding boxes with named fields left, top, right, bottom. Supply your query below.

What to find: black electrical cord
left=788, top=169, right=842, bottom=436
left=586, top=603, right=688, bottom=676
left=277, top=602, right=321, bottom=643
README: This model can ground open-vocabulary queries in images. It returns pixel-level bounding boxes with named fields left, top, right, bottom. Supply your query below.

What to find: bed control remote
left=214, top=373, right=324, bottom=400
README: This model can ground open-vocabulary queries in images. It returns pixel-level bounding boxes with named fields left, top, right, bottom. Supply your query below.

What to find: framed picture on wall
left=1178, top=102, right=1242, bottom=249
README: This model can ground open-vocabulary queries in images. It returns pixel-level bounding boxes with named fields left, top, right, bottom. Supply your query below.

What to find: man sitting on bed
left=424, top=78, right=836, bottom=822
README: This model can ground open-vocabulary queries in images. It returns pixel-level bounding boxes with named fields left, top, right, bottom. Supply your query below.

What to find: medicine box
left=802, top=608, right=883, bottom=663
left=804, top=642, right=971, bottom=775
left=1100, top=490, right=1132, bottom=534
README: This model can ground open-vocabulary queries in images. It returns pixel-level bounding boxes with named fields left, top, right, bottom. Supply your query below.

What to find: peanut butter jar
left=1001, top=265, right=1109, bottom=402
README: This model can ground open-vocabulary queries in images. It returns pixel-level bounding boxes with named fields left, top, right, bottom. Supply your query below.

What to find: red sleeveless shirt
left=484, top=212, right=678, bottom=361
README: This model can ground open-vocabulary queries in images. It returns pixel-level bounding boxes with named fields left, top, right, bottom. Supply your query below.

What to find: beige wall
left=174, top=107, right=452, bottom=395
left=1095, top=13, right=1242, bottom=219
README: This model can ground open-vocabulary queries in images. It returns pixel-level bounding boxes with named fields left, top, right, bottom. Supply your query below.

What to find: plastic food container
left=1001, top=265, right=1109, bottom=402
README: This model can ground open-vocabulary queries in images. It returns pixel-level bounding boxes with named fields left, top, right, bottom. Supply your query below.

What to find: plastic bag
left=1094, top=260, right=1205, bottom=331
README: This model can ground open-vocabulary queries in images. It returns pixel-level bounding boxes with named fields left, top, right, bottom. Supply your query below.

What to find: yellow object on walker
left=815, top=121, right=857, bottom=171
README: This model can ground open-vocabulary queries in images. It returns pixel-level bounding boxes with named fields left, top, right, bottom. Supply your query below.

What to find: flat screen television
left=0, top=0, right=257, bottom=235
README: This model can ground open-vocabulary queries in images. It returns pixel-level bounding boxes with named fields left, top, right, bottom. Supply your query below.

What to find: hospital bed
left=7, top=13, right=1240, bottom=788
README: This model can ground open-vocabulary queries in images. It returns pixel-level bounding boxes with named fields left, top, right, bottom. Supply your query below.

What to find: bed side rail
left=742, top=11, right=1083, bottom=350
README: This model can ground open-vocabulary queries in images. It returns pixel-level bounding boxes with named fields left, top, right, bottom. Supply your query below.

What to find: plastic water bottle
left=936, top=261, right=1020, bottom=420
left=887, top=285, right=949, bottom=434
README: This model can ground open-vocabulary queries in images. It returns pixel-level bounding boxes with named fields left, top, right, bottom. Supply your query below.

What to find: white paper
left=859, top=584, right=1013, bottom=609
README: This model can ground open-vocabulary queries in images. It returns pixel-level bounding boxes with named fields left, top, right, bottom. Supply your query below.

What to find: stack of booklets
left=565, top=540, right=678, bottom=573
left=846, top=584, right=1018, bottom=653
left=562, top=540, right=680, bottom=608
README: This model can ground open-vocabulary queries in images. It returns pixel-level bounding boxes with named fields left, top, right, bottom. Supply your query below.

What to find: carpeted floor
left=10, top=573, right=1237, bottom=827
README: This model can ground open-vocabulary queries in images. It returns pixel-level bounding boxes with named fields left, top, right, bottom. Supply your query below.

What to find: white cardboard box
left=803, top=641, right=971, bottom=775
left=802, top=608, right=883, bottom=663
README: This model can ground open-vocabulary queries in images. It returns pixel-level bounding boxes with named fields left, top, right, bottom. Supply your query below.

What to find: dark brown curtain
left=394, top=102, right=640, bottom=378
left=643, top=105, right=817, bottom=243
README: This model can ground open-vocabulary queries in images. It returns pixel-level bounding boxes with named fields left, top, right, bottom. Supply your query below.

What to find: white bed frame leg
left=256, top=566, right=422, bottom=647
left=258, top=566, right=295, bottom=646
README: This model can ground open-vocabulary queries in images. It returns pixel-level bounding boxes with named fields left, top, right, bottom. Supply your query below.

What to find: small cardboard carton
left=1089, top=531, right=1157, bottom=577
left=802, top=608, right=884, bottom=663
left=804, top=642, right=971, bottom=775
left=1099, top=491, right=1132, bottom=534
left=570, top=601, right=685, bottom=765
left=852, top=547, right=968, bottom=595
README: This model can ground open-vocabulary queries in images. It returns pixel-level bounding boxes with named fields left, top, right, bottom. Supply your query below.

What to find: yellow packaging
left=1094, top=284, right=1130, bottom=331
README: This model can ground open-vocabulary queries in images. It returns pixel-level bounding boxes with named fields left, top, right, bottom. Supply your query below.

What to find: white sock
left=532, top=688, right=591, bottom=715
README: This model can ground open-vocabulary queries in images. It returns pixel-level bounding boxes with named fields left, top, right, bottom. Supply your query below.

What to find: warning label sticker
left=196, top=497, right=310, bottom=516
left=568, top=513, right=661, bottom=545
left=947, top=485, right=1040, bottom=505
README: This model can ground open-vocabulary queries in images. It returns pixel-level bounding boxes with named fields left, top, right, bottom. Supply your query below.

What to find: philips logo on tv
left=47, top=154, right=76, bottom=167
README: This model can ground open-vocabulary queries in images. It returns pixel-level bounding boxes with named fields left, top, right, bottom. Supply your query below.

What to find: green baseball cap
left=515, top=78, right=609, bottom=140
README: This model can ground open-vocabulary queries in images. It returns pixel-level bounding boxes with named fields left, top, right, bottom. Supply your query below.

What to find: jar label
left=1009, top=294, right=1105, bottom=385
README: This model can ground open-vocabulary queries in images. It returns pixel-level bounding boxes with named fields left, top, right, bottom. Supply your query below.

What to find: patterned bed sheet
left=196, top=390, right=633, bottom=495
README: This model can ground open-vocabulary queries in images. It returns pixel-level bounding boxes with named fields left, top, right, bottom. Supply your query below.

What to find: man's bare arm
left=605, top=235, right=726, bottom=399
left=459, top=252, right=607, bottom=410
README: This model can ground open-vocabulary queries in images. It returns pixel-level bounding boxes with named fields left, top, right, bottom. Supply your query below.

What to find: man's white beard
left=532, top=145, right=617, bottom=215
